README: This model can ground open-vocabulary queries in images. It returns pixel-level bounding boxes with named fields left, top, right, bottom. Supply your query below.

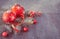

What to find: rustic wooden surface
left=0, top=0, right=60, bottom=39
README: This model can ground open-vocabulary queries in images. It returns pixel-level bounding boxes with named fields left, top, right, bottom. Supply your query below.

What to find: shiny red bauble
left=2, top=32, right=8, bottom=37
left=33, top=20, right=37, bottom=24
left=2, top=10, right=16, bottom=23
left=23, top=27, right=28, bottom=32
left=11, top=4, right=24, bottom=19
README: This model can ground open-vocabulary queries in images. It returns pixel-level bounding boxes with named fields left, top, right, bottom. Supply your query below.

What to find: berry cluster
left=2, top=4, right=42, bottom=37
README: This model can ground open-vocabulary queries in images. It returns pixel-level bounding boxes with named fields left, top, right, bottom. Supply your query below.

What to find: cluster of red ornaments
left=2, top=4, right=41, bottom=37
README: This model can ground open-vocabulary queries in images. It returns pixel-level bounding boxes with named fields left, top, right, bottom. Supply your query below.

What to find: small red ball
left=23, top=27, right=28, bottom=32
left=2, top=32, right=8, bottom=37
left=33, top=20, right=37, bottom=24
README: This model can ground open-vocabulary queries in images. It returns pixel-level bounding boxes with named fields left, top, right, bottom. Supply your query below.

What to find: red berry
left=33, top=20, right=37, bottom=24
left=2, top=10, right=16, bottom=23
left=2, top=32, right=8, bottom=37
left=23, top=27, right=28, bottom=32
left=29, top=10, right=35, bottom=17
left=11, top=4, right=25, bottom=18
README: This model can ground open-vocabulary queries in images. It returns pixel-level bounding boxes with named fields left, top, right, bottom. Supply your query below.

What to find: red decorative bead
left=2, top=32, right=8, bottom=37
left=33, top=20, right=37, bottom=24
left=11, top=4, right=25, bottom=18
left=23, top=27, right=28, bottom=32
left=29, top=10, right=35, bottom=17
left=2, top=10, right=16, bottom=23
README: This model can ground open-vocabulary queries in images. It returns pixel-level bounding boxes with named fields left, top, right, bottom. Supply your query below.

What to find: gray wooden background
left=0, top=0, right=60, bottom=39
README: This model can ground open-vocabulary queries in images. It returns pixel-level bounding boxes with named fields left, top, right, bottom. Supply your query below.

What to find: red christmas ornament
left=11, top=4, right=24, bottom=19
left=2, top=32, right=8, bottom=37
left=23, top=27, right=28, bottom=32
left=2, top=10, right=16, bottom=23
left=33, top=20, right=37, bottom=24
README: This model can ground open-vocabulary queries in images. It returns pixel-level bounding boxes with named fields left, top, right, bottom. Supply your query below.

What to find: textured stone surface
left=0, top=0, right=60, bottom=39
